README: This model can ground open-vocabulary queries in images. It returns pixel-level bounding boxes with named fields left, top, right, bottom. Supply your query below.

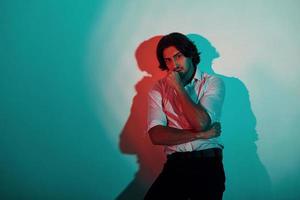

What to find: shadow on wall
left=188, top=33, right=273, bottom=200
left=116, top=36, right=166, bottom=200
left=116, top=33, right=274, bottom=200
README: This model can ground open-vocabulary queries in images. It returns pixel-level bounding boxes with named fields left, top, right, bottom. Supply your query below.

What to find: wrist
left=196, top=130, right=210, bottom=139
left=196, top=131, right=204, bottom=139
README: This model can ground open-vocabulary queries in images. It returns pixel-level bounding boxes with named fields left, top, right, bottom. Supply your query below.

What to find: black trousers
left=144, top=149, right=225, bottom=200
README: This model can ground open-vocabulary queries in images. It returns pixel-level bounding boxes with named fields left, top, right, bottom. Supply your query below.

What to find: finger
left=214, top=126, right=220, bottom=133
left=174, top=66, right=183, bottom=72
left=172, top=71, right=181, bottom=80
left=214, top=129, right=220, bottom=136
left=212, top=123, right=220, bottom=130
left=169, top=71, right=176, bottom=76
left=211, top=122, right=218, bottom=127
left=215, top=123, right=221, bottom=131
left=167, top=69, right=174, bottom=76
left=166, top=72, right=174, bottom=80
left=215, top=122, right=221, bottom=127
left=173, top=66, right=179, bottom=72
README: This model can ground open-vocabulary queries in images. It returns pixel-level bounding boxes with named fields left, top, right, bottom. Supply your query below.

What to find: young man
left=144, top=32, right=225, bottom=200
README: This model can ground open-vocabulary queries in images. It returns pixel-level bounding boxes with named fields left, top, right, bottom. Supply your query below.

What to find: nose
left=169, top=58, right=179, bottom=69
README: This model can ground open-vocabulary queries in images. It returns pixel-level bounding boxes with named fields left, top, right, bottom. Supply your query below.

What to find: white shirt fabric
left=147, top=71, right=225, bottom=155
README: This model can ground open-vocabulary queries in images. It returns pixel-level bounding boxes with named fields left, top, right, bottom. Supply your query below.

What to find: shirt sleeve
left=200, top=76, right=225, bottom=123
left=147, top=83, right=167, bottom=132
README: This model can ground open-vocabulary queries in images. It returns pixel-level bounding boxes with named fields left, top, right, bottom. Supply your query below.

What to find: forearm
left=176, top=88, right=211, bottom=131
left=148, top=125, right=211, bottom=146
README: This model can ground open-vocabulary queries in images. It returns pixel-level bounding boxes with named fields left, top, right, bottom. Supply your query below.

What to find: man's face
left=163, top=46, right=194, bottom=79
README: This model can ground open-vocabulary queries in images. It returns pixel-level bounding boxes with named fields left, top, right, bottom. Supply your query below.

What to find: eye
left=176, top=53, right=182, bottom=59
left=164, top=58, right=171, bottom=63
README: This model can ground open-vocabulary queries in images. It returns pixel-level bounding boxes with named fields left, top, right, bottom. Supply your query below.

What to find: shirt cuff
left=147, top=120, right=166, bottom=133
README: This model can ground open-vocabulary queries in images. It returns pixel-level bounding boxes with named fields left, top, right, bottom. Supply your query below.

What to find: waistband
left=167, top=148, right=222, bottom=160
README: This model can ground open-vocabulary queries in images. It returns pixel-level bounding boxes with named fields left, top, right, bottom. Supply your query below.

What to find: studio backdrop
left=1, top=0, right=300, bottom=199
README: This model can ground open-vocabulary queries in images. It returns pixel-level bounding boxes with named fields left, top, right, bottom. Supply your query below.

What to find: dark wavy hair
left=156, top=32, right=200, bottom=71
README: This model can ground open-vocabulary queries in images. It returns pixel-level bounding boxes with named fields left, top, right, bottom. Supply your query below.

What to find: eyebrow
left=164, top=51, right=182, bottom=59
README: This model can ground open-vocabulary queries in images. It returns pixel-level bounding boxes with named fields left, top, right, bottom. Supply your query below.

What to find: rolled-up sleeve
left=147, top=83, right=167, bottom=132
left=200, top=76, right=225, bottom=123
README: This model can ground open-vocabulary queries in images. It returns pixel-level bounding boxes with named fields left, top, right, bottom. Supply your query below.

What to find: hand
left=197, top=122, right=221, bottom=139
left=166, top=68, right=184, bottom=91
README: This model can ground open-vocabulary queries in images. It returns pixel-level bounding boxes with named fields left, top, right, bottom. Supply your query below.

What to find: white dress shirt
left=147, top=71, right=225, bottom=155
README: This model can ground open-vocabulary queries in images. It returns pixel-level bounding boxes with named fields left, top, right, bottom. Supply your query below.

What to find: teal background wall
left=1, top=0, right=300, bottom=199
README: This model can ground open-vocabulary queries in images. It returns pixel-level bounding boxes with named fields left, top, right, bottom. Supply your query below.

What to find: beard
left=179, top=65, right=196, bottom=84
left=178, top=71, right=185, bottom=79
